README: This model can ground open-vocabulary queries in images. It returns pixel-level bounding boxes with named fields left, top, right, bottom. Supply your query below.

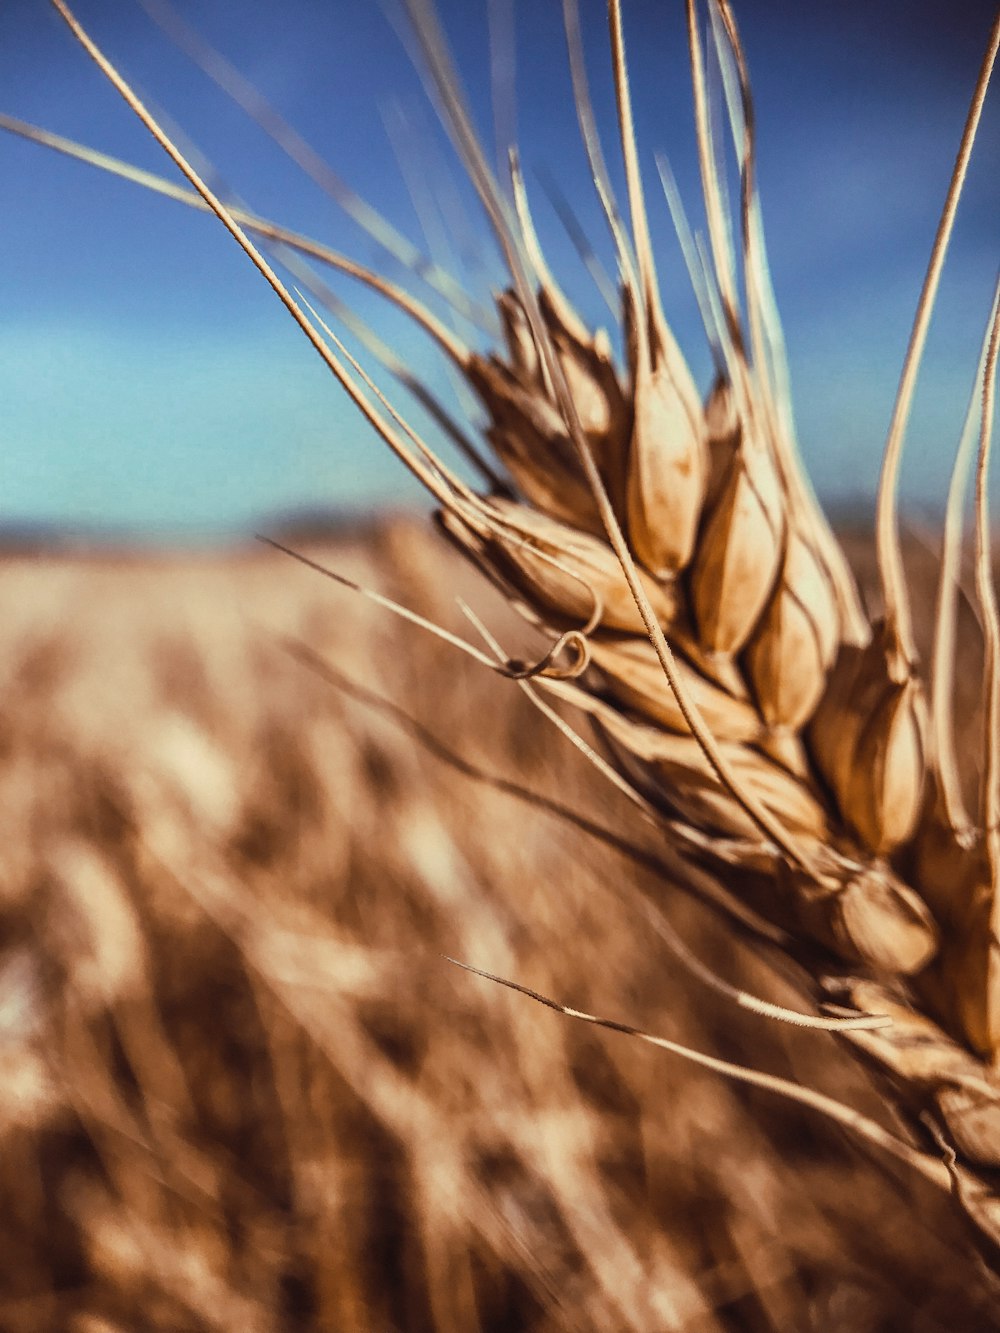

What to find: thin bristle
left=606, top=0, right=666, bottom=336
left=655, top=152, right=725, bottom=372
left=561, top=0, right=641, bottom=291
left=536, top=165, right=620, bottom=316
left=508, top=150, right=591, bottom=347
left=685, top=0, right=740, bottom=343
left=487, top=0, right=517, bottom=180
left=445, top=959, right=949, bottom=1191
left=930, top=278, right=1000, bottom=834
left=50, top=0, right=482, bottom=520
left=0, top=114, right=482, bottom=361
left=875, top=12, right=1000, bottom=674
left=974, top=288, right=1000, bottom=923
left=136, top=0, right=486, bottom=324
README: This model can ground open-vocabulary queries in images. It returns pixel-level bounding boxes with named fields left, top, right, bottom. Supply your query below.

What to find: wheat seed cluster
left=22, top=0, right=1000, bottom=1261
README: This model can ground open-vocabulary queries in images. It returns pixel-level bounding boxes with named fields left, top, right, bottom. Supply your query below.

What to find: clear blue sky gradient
left=1, top=0, right=997, bottom=541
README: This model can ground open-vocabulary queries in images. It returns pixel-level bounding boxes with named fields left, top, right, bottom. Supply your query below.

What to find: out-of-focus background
left=1, top=525, right=997, bottom=1331
left=0, top=0, right=998, bottom=540
left=1, top=3, right=1000, bottom=1329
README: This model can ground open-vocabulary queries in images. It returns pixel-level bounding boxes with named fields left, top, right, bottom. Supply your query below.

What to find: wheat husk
left=810, top=628, right=927, bottom=855
left=640, top=732, right=829, bottom=841
left=581, top=705, right=829, bottom=841
left=909, top=809, right=1000, bottom=1060
left=950, top=888, right=1000, bottom=1057
left=826, top=981, right=1000, bottom=1167
left=921, top=881, right=1000, bottom=1060
left=625, top=360, right=706, bottom=576
left=912, top=806, right=982, bottom=919
left=831, top=977, right=1000, bottom=1168
left=703, top=374, right=741, bottom=507
left=468, top=355, right=605, bottom=534
left=538, top=290, right=631, bottom=486
left=689, top=438, right=784, bottom=655
left=786, top=850, right=937, bottom=975
left=624, top=293, right=707, bottom=578
left=746, top=533, right=838, bottom=730
left=497, top=288, right=540, bottom=382
left=588, top=634, right=763, bottom=743
left=541, top=665, right=937, bottom=975
left=495, top=287, right=632, bottom=514
left=851, top=675, right=927, bottom=854
left=478, top=497, right=678, bottom=633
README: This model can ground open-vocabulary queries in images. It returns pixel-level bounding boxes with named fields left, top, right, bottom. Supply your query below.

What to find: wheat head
left=19, top=0, right=1000, bottom=1269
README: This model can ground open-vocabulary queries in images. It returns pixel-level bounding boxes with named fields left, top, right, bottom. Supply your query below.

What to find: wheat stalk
left=17, top=0, right=1000, bottom=1268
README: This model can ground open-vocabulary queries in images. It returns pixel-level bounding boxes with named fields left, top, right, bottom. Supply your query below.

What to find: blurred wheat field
left=0, top=521, right=996, bottom=1332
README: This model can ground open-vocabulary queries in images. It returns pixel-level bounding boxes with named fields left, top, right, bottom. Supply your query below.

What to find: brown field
left=0, top=519, right=995, bottom=1331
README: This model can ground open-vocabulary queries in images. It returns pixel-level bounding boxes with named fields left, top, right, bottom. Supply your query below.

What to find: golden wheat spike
left=33, top=0, right=1000, bottom=1277
left=42, top=0, right=918, bottom=994
left=402, top=0, right=820, bottom=865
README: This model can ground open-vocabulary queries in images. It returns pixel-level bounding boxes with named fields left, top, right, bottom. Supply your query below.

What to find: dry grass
left=0, top=523, right=997, bottom=1332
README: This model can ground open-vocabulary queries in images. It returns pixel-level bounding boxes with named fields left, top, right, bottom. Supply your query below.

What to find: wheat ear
left=39, top=0, right=1000, bottom=1263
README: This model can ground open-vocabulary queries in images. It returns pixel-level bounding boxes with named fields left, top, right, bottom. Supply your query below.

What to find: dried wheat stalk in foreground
left=23, top=0, right=1000, bottom=1271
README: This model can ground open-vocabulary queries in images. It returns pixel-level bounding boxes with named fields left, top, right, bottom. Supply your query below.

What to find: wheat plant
left=7, top=0, right=1000, bottom=1313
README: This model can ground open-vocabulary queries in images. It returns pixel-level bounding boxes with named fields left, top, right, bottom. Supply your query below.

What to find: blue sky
left=1, top=0, right=997, bottom=542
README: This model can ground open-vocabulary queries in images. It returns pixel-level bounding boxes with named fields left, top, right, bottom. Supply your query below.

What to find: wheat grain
left=745, top=532, right=839, bottom=730
left=688, top=434, right=784, bottom=655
